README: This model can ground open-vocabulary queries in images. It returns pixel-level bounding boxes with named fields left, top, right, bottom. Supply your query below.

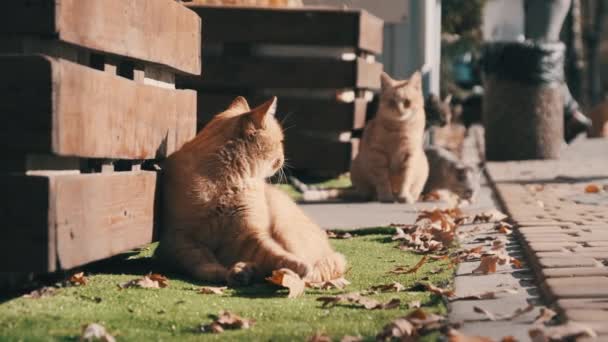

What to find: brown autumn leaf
left=266, top=268, right=305, bottom=298
left=69, top=272, right=88, bottom=286
left=23, top=286, right=57, bottom=299
left=533, top=307, right=557, bottom=325
left=119, top=273, right=169, bottom=289
left=496, top=223, right=513, bottom=235
left=390, top=256, right=428, bottom=275
left=472, top=255, right=499, bottom=275
left=450, top=288, right=518, bottom=301
left=199, top=286, right=227, bottom=295
left=424, top=283, right=455, bottom=297
left=472, top=304, right=535, bottom=322
left=448, top=328, right=494, bottom=342
left=376, top=317, right=416, bottom=341
left=307, top=277, right=351, bottom=290
left=80, top=323, right=116, bottom=342
left=326, top=231, right=353, bottom=239
left=510, top=258, right=523, bottom=269
left=408, top=300, right=422, bottom=309
left=317, top=292, right=400, bottom=310
left=529, top=322, right=596, bottom=341
left=369, top=282, right=406, bottom=293
left=585, top=184, right=601, bottom=193
left=200, top=311, right=255, bottom=334
left=307, top=332, right=332, bottom=342
left=473, top=209, right=508, bottom=223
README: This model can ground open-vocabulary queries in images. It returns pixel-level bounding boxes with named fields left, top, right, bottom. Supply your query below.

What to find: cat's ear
left=249, top=96, right=277, bottom=129
left=228, top=96, right=251, bottom=112
left=380, top=72, right=395, bottom=90
left=409, top=71, right=422, bottom=88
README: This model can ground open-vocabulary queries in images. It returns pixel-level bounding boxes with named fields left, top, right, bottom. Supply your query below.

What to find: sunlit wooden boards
left=0, top=0, right=201, bottom=75
left=180, top=5, right=384, bottom=176
left=0, top=0, right=201, bottom=273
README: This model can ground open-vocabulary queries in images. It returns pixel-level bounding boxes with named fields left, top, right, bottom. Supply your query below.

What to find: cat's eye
left=403, top=99, right=411, bottom=107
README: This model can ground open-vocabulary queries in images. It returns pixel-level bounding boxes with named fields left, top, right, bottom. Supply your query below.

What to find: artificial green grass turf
left=0, top=231, right=452, bottom=341
left=275, top=174, right=352, bottom=201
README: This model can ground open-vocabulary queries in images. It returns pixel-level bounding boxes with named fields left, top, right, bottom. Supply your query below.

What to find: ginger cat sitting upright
left=158, top=97, right=346, bottom=285
left=350, top=71, right=429, bottom=203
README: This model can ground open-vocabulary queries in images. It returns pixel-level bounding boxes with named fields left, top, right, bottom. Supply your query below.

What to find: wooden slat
left=0, top=176, right=54, bottom=272
left=179, top=57, right=382, bottom=90
left=285, top=135, right=358, bottom=172
left=0, top=172, right=157, bottom=272
left=187, top=5, right=383, bottom=54
left=0, top=0, right=201, bottom=75
left=197, top=93, right=367, bottom=131
left=0, top=55, right=196, bottom=159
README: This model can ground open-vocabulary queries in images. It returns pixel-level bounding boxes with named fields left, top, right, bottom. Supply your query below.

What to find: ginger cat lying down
left=158, top=96, right=346, bottom=285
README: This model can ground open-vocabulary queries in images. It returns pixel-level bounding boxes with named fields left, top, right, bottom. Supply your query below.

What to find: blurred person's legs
left=525, top=0, right=592, bottom=142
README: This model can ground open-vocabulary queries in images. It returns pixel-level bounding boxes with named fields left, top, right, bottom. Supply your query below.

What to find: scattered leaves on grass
left=377, top=309, right=448, bottom=341
left=198, top=286, right=227, bottom=295
left=317, top=292, right=400, bottom=310
left=390, top=256, right=428, bottom=274
left=307, top=277, right=351, bottom=290
left=80, top=323, right=115, bottom=342
left=392, top=207, right=465, bottom=253
left=368, top=282, right=406, bottom=293
left=585, top=184, right=601, bottom=193
left=200, top=311, right=255, bottom=334
left=533, top=307, right=557, bottom=325
left=376, top=317, right=415, bottom=341
left=119, top=273, right=168, bottom=289
left=266, top=268, right=305, bottom=298
left=529, top=322, right=596, bottom=341
left=23, top=286, right=57, bottom=299
left=326, top=231, right=353, bottom=239
left=447, top=329, right=494, bottom=342
left=450, top=288, right=518, bottom=301
left=69, top=272, right=88, bottom=286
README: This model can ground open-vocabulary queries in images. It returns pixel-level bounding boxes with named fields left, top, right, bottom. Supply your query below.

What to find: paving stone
left=546, top=277, right=608, bottom=299
left=543, top=267, right=608, bottom=278
left=538, top=257, right=599, bottom=268
left=528, top=242, right=580, bottom=252
left=558, top=298, right=608, bottom=310
left=565, top=309, right=608, bottom=322
left=588, top=242, right=608, bottom=247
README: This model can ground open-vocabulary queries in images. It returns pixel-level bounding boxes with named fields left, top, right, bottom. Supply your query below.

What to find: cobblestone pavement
left=486, top=139, right=608, bottom=339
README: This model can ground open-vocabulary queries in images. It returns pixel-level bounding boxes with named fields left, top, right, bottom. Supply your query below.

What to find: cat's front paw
left=227, top=261, right=257, bottom=287
left=278, top=258, right=311, bottom=279
left=377, top=193, right=395, bottom=203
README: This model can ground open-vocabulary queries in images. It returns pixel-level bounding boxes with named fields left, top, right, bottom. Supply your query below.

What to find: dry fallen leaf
left=369, top=282, right=406, bottom=293
left=80, top=323, right=116, bottom=342
left=448, top=328, right=494, bottom=342
left=327, top=231, right=353, bottom=239
left=266, top=268, right=305, bottom=298
left=424, top=283, right=455, bottom=297
left=200, top=311, right=255, bottom=333
left=307, top=277, right=351, bottom=290
left=585, top=184, right=601, bottom=193
left=307, top=332, right=332, bottom=342
left=471, top=304, right=535, bottom=322
left=317, top=292, right=400, bottom=310
left=119, top=273, right=169, bottom=289
left=510, top=258, right=523, bottom=269
left=533, top=307, right=557, bottom=325
left=199, top=286, right=227, bottom=295
left=472, top=255, right=499, bottom=275
left=473, top=210, right=508, bottom=223
left=450, top=288, right=518, bottom=301
left=529, top=322, right=596, bottom=341
left=408, top=300, right=421, bottom=309
left=390, top=256, right=428, bottom=274
left=70, top=272, right=88, bottom=286
left=496, top=223, right=513, bottom=235
left=23, top=286, right=57, bottom=299
left=376, top=317, right=415, bottom=341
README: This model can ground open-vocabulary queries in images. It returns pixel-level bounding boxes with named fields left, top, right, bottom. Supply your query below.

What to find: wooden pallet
left=180, top=5, right=383, bottom=176
left=0, top=0, right=201, bottom=273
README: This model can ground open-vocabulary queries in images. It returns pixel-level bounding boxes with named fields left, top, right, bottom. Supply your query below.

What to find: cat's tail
left=308, top=252, right=347, bottom=283
left=288, top=176, right=366, bottom=202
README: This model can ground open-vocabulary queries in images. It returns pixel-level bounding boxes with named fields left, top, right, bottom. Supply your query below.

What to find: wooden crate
left=0, top=0, right=201, bottom=273
left=179, top=5, right=383, bottom=176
